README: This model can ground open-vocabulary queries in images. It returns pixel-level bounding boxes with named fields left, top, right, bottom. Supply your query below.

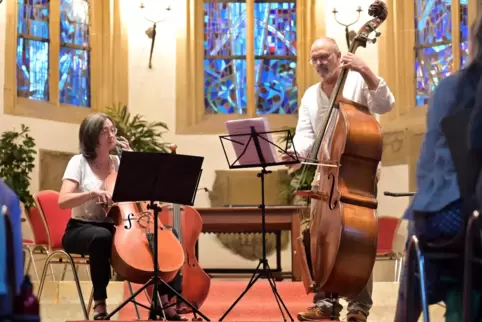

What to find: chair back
left=377, top=216, right=401, bottom=254
left=24, top=207, right=49, bottom=245
left=33, top=190, right=71, bottom=250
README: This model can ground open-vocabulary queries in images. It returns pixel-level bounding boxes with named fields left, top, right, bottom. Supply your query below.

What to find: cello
left=104, top=153, right=185, bottom=285
left=159, top=145, right=211, bottom=314
left=294, top=0, right=388, bottom=299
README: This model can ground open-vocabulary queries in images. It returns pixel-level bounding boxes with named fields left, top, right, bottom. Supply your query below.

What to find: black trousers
left=62, top=218, right=183, bottom=302
left=62, top=219, right=115, bottom=301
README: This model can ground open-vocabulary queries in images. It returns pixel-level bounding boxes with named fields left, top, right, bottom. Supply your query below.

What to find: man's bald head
left=311, top=37, right=340, bottom=55
left=309, top=37, right=342, bottom=80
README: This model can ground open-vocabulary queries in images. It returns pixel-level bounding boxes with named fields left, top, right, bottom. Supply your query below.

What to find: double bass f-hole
left=327, top=173, right=338, bottom=210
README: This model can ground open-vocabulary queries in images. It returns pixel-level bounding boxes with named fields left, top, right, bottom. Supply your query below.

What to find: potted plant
left=0, top=124, right=37, bottom=212
left=278, top=127, right=316, bottom=206
left=105, top=103, right=171, bottom=153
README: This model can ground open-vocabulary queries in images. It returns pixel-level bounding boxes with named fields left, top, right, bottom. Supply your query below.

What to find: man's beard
left=318, top=67, right=330, bottom=78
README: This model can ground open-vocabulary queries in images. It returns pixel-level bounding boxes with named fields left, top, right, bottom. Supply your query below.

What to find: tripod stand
left=104, top=151, right=210, bottom=321
left=219, top=120, right=300, bottom=321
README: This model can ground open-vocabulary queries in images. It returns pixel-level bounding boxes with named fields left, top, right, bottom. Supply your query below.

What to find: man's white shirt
left=292, top=70, right=395, bottom=183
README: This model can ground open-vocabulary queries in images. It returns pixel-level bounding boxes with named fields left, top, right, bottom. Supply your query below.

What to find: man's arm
left=341, top=53, right=395, bottom=114
left=292, top=99, right=315, bottom=159
left=363, top=75, right=395, bottom=115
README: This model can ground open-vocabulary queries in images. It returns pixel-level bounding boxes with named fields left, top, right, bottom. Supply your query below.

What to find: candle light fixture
left=332, top=6, right=363, bottom=48
left=140, top=1, right=173, bottom=69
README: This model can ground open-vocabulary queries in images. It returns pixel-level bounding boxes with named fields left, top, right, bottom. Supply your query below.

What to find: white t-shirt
left=62, top=154, right=120, bottom=223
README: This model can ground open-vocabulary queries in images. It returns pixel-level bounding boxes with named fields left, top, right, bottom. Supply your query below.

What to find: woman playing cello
left=58, top=113, right=184, bottom=320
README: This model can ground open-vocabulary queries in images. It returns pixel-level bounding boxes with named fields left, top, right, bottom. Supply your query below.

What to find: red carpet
left=116, top=280, right=338, bottom=321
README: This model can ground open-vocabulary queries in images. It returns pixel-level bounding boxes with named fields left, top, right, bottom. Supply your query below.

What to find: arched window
left=176, top=0, right=323, bottom=134
left=4, top=0, right=128, bottom=124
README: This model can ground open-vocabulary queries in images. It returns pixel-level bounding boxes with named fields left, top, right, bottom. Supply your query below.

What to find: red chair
left=22, top=206, right=55, bottom=281
left=376, top=216, right=403, bottom=281
left=34, top=190, right=93, bottom=320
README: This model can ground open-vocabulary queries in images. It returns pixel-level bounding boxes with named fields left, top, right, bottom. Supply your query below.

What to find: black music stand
left=104, top=151, right=210, bottom=321
left=218, top=123, right=300, bottom=322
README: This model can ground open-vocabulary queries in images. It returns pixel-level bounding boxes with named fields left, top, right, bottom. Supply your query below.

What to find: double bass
left=104, top=152, right=185, bottom=285
left=294, top=0, right=388, bottom=298
left=159, top=145, right=211, bottom=314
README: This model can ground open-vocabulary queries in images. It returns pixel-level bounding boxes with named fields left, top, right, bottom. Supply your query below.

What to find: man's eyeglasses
left=309, top=53, right=333, bottom=65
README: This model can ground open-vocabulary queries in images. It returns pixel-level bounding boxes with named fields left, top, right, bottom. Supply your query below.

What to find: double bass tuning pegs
left=374, top=30, right=382, bottom=37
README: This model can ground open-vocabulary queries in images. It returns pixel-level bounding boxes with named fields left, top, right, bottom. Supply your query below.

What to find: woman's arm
left=58, top=179, right=95, bottom=209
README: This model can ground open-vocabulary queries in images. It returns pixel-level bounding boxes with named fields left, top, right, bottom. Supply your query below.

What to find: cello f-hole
left=124, top=213, right=135, bottom=229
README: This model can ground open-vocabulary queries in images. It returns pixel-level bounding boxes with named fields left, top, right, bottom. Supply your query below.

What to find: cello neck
left=168, top=143, right=183, bottom=244
left=172, top=203, right=183, bottom=245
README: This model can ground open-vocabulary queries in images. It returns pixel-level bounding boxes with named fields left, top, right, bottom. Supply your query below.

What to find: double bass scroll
left=294, top=0, right=388, bottom=298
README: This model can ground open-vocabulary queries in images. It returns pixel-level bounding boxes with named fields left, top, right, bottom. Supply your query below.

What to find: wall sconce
left=332, top=6, right=363, bottom=49
left=140, top=1, right=172, bottom=69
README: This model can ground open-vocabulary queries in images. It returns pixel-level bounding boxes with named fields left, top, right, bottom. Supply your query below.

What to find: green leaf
left=0, top=124, right=36, bottom=209
left=105, top=103, right=171, bottom=154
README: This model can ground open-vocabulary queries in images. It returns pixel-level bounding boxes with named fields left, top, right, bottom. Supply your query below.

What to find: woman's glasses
left=101, top=126, right=118, bottom=136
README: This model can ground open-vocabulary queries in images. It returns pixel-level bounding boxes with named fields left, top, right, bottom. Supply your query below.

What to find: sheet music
left=225, top=117, right=280, bottom=166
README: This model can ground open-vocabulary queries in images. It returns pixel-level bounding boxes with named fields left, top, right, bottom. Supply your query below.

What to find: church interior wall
left=0, top=0, right=409, bottom=279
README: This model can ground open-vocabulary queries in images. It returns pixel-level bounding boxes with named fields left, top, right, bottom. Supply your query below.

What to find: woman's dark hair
left=79, top=113, right=116, bottom=161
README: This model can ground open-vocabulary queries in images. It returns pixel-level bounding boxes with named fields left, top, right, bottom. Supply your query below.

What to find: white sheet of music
left=225, top=117, right=280, bottom=166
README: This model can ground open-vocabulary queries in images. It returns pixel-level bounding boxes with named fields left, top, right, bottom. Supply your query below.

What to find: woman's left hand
left=117, top=136, right=132, bottom=151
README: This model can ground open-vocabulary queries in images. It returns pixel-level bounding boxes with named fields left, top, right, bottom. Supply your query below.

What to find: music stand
left=218, top=118, right=299, bottom=321
left=104, top=151, right=210, bottom=321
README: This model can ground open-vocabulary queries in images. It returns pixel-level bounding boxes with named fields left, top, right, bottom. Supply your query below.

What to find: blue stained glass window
left=254, top=2, right=296, bottom=115
left=460, top=3, right=469, bottom=67
left=16, top=0, right=50, bottom=101
left=204, top=59, right=247, bottom=114
left=59, top=0, right=91, bottom=107
left=204, top=1, right=247, bottom=114
left=255, top=59, right=297, bottom=114
left=414, top=0, right=469, bottom=106
left=203, top=0, right=297, bottom=115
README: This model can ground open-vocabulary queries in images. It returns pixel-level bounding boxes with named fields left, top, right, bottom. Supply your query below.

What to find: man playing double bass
left=282, top=37, right=395, bottom=322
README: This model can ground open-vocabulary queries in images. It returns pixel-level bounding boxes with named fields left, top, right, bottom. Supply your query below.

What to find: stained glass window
left=203, top=0, right=297, bottom=115
left=17, top=0, right=50, bottom=101
left=15, top=0, right=91, bottom=107
left=254, top=2, right=297, bottom=115
left=414, top=0, right=469, bottom=106
left=59, top=0, right=91, bottom=107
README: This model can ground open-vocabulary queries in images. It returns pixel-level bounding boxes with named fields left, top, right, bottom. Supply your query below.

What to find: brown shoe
left=297, top=306, right=340, bottom=321
left=347, top=310, right=368, bottom=322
